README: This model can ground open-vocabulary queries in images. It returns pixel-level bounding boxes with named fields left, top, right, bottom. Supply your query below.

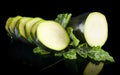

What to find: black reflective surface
left=1, top=0, right=119, bottom=75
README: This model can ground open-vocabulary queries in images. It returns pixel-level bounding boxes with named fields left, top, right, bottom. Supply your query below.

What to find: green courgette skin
left=68, top=12, right=89, bottom=43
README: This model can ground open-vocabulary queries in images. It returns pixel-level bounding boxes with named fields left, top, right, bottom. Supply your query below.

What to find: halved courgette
left=69, top=12, right=108, bottom=47
left=36, top=21, right=70, bottom=51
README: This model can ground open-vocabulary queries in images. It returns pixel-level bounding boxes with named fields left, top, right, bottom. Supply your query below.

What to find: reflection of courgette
left=68, top=12, right=108, bottom=47
left=83, top=62, right=104, bottom=75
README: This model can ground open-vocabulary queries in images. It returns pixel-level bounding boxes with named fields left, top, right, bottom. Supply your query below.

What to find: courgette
left=69, top=12, right=108, bottom=47
left=36, top=21, right=70, bottom=51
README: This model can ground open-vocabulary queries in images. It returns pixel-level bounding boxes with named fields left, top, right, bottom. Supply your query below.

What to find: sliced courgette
left=5, top=17, right=14, bottom=36
left=15, top=17, right=33, bottom=40
left=69, top=12, right=108, bottom=47
left=30, top=18, right=45, bottom=43
left=9, top=16, right=22, bottom=35
left=36, top=21, right=70, bottom=51
left=25, top=17, right=42, bottom=43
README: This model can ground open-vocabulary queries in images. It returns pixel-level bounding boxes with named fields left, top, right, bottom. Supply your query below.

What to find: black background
left=0, top=0, right=119, bottom=75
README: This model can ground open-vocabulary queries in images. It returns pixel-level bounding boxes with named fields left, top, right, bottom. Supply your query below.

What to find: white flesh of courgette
left=84, top=12, right=108, bottom=47
left=37, top=21, right=70, bottom=51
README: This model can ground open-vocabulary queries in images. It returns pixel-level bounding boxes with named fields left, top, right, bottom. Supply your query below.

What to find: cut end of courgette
left=84, top=12, right=108, bottom=47
left=37, top=21, right=70, bottom=51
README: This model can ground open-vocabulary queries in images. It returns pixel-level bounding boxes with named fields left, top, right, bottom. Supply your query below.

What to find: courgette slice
left=30, top=18, right=45, bottom=43
left=69, top=12, right=108, bottom=47
left=83, top=62, right=104, bottom=75
left=9, top=16, right=22, bottom=35
left=36, top=21, right=70, bottom=51
left=25, top=18, right=42, bottom=43
left=15, top=17, right=33, bottom=39
left=5, top=17, right=14, bottom=36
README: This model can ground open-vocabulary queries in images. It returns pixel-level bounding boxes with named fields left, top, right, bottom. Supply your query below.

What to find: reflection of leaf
left=33, top=46, right=50, bottom=54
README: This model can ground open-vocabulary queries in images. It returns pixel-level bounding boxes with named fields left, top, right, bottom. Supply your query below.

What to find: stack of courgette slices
left=5, top=16, right=70, bottom=51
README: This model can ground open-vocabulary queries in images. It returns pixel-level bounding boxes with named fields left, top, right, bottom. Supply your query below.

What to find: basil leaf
left=67, top=27, right=80, bottom=47
left=88, top=47, right=115, bottom=62
left=55, top=13, right=72, bottom=28
left=76, top=47, right=88, bottom=58
left=77, top=46, right=114, bottom=62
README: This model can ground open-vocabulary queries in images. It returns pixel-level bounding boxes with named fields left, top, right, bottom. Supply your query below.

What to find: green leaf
left=88, top=47, right=115, bottom=62
left=33, top=46, right=50, bottom=54
left=55, top=13, right=72, bottom=28
left=76, top=45, right=115, bottom=62
left=63, top=49, right=77, bottom=59
left=76, top=47, right=88, bottom=58
left=76, top=43, right=89, bottom=58
left=67, top=27, right=80, bottom=47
